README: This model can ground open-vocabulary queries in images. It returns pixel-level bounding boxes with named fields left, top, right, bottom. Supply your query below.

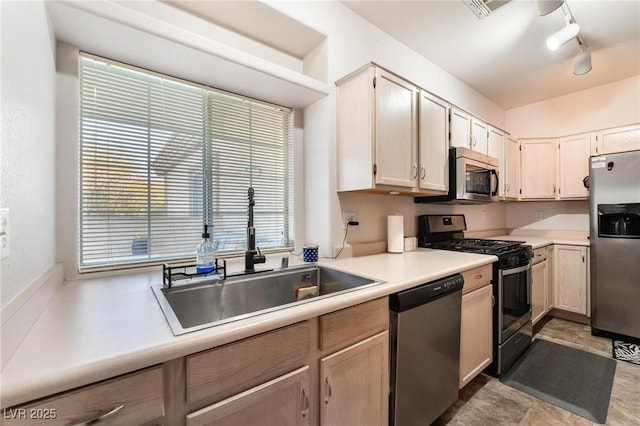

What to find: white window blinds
left=80, top=54, right=294, bottom=271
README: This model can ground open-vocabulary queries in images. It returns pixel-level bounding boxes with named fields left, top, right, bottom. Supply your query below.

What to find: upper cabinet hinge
left=373, top=77, right=377, bottom=89
left=373, top=164, right=377, bottom=176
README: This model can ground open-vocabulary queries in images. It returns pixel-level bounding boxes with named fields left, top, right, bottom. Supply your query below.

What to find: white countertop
left=1, top=250, right=496, bottom=408
left=489, top=234, right=590, bottom=249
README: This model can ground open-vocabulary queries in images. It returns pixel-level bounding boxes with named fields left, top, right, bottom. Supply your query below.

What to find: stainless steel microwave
left=415, top=147, right=499, bottom=204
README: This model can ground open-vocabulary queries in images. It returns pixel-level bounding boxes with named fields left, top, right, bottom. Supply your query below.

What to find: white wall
left=505, top=75, right=640, bottom=138
left=506, top=201, right=589, bottom=232
left=0, top=1, right=57, bottom=308
left=269, top=1, right=507, bottom=253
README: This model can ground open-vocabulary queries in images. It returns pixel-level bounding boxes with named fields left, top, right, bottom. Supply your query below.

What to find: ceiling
left=342, top=0, right=640, bottom=110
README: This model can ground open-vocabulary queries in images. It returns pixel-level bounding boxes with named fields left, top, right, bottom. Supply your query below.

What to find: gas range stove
left=423, top=238, right=525, bottom=255
left=418, top=215, right=532, bottom=267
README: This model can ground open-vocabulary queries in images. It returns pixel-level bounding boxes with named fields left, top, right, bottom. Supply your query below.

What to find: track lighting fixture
left=574, top=48, right=592, bottom=75
left=546, top=20, right=580, bottom=51
left=539, top=1, right=592, bottom=75
left=536, top=0, right=564, bottom=16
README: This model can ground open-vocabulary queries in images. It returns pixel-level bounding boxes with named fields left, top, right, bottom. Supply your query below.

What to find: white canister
left=387, top=215, right=404, bottom=253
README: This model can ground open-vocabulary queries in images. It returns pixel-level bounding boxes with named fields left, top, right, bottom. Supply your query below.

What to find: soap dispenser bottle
left=196, top=224, right=215, bottom=274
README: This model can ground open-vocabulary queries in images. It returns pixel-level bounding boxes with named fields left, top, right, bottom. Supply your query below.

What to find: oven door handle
left=501, top=264, right=530, bottom=276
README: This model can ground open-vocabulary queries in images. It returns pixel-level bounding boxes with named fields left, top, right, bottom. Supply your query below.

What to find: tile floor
left=434, top=317, right=640, bottom=425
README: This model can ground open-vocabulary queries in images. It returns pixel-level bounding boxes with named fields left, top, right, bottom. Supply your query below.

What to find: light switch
left=0, top=208, right=9, bottom=260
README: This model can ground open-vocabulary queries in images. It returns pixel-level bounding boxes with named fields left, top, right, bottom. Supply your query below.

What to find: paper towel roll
left=387, top=215, right=404, bottom=253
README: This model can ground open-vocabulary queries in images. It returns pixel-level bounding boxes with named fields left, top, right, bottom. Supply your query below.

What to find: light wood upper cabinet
left=554, top=245, right=589, bottom=315
left=419, top=90, right=449, bottom=192
left=504, top=137, right=520, bottom=199
left=336, top=65, right=419, bottom=191
left=593, top=124, right=640, bottom=155
left=374, top=68, right=418, bottom=188
left=488, top=126, right=505, bottom=197
left=520, top=138, right=557, bottom=199
left=558, top=133, right=591, bottom=199
left=450, top=107, right=489, bottom=156
left=320, top=332, right=389, bottom=426
left=471, top=118, right=489, bottom=155
left=450, top=107, right=472, bottom=149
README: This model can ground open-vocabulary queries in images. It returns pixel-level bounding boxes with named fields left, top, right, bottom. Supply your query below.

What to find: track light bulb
left=574, top=50, right=592, bottom=75
left=546, top=22, right=580, bottom=51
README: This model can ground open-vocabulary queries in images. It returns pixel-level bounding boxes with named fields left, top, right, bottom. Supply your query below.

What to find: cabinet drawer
left=320, top=297, right=388, bottom=352
left=5, top=366, right=164, bottom=426
left=187, top=322, right=309, bottom=409
left=461, top=264, right=492, bottom=294
left=532, top=247, right=547, bottom=265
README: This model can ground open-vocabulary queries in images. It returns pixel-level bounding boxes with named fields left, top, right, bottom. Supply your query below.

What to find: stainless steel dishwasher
left=389, top=273, right=464, bottom=426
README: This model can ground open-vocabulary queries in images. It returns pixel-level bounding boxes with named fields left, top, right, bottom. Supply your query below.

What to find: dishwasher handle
left=389, top=274, right=464, bottom=312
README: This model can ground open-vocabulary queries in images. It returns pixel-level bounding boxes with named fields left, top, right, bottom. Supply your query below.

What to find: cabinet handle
left=553, top=185, right=556, bottom=194
left=420, top=166, right=426, bottom=180
left=66, top=404, right=125, bottom=426
left=474, top=274, right=483, bottom=280
left=324, top=377, right=332, bottom=404
left=302, top=388, right=309, bottom=419
left=491, top=294, right=495, bottom=307
left=411, top=164, right=418, bottom=179
left=582, top=255, right=585, bottom=263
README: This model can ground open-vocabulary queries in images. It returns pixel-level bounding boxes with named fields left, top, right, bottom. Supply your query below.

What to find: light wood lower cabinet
left=320, top=332, right=389, bottom=426
left=531, top=247, right=550, bottom=325
left=186, top=367, right=310, bottom=426
left=4, top=366, right=164, bottom=426
left=553, top=245, right=589, bottom=315
left=459, top=285, right=493, bottom=389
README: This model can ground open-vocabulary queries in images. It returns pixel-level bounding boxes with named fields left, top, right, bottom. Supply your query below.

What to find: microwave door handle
left=491, top=170, right=499, bottom=196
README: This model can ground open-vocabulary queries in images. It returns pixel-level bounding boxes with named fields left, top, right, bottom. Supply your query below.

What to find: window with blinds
left=79, top=53, right=294, bottom=271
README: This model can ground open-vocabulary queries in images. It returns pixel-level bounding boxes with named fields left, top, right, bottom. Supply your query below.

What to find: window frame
left=77, top=53, right=295, bottom=272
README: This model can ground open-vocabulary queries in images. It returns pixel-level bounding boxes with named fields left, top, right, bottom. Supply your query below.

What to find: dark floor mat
left=613, top=340, right=640, bottom=365
left=501, top=339, right=616, bottom=424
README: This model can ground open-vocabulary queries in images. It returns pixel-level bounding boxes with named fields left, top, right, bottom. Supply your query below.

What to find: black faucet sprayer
left=245, top=187, right=266, bottom=272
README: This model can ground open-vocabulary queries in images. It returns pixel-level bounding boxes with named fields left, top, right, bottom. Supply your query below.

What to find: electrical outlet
left=535, top=211, right=543, bottom=221
left=0, top=208, right=9, bottom=260
left=342, top=212, right=356, bottom=229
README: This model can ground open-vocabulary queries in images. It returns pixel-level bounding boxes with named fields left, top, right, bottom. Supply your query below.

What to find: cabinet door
left=187, top=367, right=310, bottom=426
left=337, top=66, right=375, bottom=192
left=595, top=124, right=640, bottom=155
left=559, top=133, right=590, bottom=199
left=553, top=245, right=588, bottom=315
left=471, top=118, right=489, bottom=155
left=488, top=127, right=505, bottom=197
left=321, top=331, right=389, bottom=426
left=418, top=90, right=449, bottom=192
left=504, top=137, right=520, bottom=199
left=374, top=68, right=417, bottom=188
left=459, top=285, right=492, bottom=389
left=531, top=261, right=547, bottom=325
left=520, top=139, right=557, bottom=199
left=450, top=107, right=472, bottom=149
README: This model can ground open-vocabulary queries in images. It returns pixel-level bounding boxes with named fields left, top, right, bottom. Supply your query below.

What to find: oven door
left=456, top=157, right=498, bottom=202
left=498, top=263, right=532, bottom=344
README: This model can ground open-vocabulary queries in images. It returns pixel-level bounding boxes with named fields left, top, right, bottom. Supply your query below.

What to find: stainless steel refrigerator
left=590, top=150, right=640, bottom=341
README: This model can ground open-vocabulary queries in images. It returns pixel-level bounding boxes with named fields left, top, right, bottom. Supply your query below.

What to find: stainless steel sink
left=152, top=265, right=384, bottom=335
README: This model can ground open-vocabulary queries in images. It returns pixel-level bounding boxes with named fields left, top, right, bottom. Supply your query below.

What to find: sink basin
left=152, top=265, right=384, bottom=335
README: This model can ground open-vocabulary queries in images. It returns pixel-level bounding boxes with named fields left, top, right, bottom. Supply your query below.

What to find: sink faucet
left=245, top=187, right=266, bottom=272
